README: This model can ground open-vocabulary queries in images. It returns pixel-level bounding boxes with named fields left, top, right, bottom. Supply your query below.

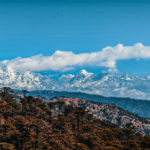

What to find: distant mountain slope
left=1, top=67, right=150, bottom=100
left=13, top=90, right=150, bottom=118
left=49, top=97, right=150, bottom=136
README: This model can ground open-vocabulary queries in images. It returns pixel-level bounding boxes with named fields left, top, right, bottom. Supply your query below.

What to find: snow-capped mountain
left=0, top=66, right=54, bottom=90
left=58, top=71, right=150, bottom=100
left=69, top=69, right=94, bottom=86
left=1, top=66, right=150, bottom=100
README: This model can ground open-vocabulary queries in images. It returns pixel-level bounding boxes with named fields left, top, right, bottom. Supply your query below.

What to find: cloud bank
left=1, top=43, right=150, bottom=72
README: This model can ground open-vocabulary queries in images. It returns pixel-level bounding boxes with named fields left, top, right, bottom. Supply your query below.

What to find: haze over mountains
left=1, top=66, right=150, bottom=100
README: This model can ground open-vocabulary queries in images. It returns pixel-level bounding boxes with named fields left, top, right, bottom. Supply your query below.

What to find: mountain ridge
left=49, top=96, right=150, bottom=136
left=12, top=89, right=150, bottom=118
left=1, top=67, right=150, bottom=100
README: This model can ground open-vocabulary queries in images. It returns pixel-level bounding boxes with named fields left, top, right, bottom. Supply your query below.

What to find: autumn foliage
left=0, top=91, right=150, bottom=150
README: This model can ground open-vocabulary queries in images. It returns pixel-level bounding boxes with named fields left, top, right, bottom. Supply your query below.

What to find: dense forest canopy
left=0, top=90, right=150, bottom=150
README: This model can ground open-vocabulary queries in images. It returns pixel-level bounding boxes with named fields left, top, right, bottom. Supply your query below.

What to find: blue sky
left=0, top=0, right=150, bottom=76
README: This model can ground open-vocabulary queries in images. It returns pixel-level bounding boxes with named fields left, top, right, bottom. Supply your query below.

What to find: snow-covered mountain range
left=1, top=66, right=150, bottom=100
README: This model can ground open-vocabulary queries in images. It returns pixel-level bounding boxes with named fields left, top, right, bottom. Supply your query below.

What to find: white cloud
left=1, top=43, right=150, bottom=72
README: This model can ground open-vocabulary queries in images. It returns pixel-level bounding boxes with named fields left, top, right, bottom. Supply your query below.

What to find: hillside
left=50, top=97, right=150, bottom=136
left=15, top=90, right=150, bottom=118
left=0, top=91, right=150, bottom=150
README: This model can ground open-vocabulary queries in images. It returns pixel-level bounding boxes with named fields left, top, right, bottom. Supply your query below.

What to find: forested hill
left=49, top=97, right=150, bottom=136
left=0, top=91, right=150, bottom=150
left=14, top=90, right=150, bottom=118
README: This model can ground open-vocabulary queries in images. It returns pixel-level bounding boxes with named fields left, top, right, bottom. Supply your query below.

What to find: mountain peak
left=79, top=69, right=88, bottom=74
left=1, top=68, right=150, bottom=100
left=59, top=74, right=74, bottom=80
left=120, top=73, right=131, bottom=80
left=78, top=69, right=94, bottom=76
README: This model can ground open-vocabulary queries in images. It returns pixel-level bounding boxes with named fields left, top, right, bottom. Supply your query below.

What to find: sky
left=0, top=0, right=150, bottom=76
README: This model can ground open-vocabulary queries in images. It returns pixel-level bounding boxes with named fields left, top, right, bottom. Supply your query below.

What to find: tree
left=1, top=87, right=11, bottom=93
left=22, top=90, right=28, bottom=97
left=1, top=87, right=11, bottom=100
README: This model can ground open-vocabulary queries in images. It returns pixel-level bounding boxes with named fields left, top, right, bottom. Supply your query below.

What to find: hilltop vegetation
left=0, top=91, right=150, bottom=150
left=23, top=90, right=150, bottom=118
left=49, top=97, right=150, bottom=136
